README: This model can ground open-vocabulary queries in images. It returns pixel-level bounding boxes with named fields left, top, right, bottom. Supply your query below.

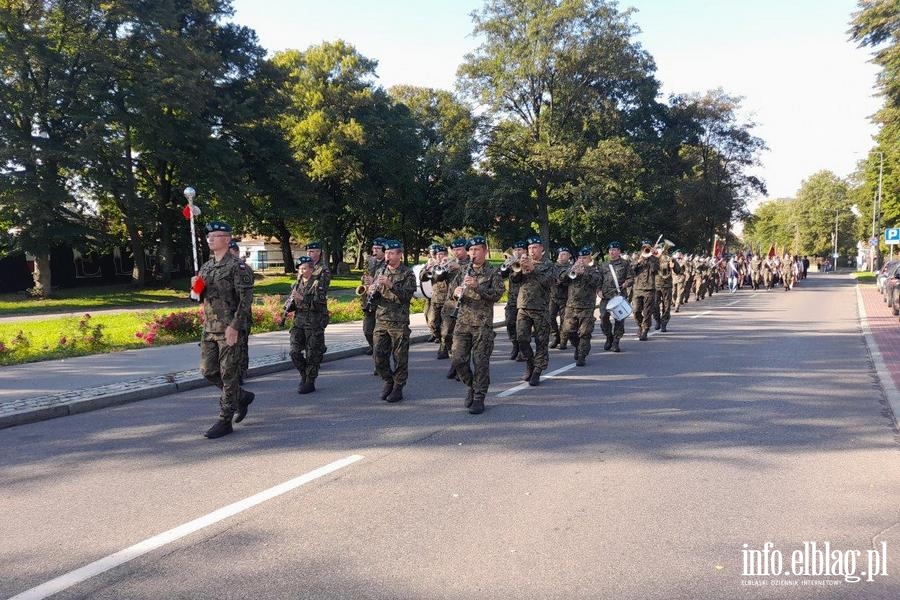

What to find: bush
left=136, top=309, right=202, bottom=345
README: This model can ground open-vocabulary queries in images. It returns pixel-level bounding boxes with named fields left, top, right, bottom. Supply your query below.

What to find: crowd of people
left=190, top=222, right=802, bottom=438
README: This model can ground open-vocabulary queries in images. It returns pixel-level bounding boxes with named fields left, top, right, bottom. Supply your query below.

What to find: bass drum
left=412, top=264, right=433, bottom=299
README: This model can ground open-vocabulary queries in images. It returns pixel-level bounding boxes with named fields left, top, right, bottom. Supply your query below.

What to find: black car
left=886, top=263, right=900, bottom=315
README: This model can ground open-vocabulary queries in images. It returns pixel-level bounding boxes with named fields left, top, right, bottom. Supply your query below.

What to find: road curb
left=855, top=284, right=900, bottom=428
left=0, top=323, right=502, bottom=430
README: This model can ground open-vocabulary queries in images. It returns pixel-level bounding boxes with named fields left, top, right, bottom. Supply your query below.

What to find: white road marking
left=690, top=310, right=711, bottom=319
left=8, top=454, right=365, bottom=600
left=497, top=362, right=578, bottom=397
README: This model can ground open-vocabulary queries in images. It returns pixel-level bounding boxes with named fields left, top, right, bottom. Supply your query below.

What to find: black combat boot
left=576, top=356, right=586, bottom=367
left=465, top=388, right=474, bottom=408
left=386, top=383, right=404, bottom=403
left=299, top=380, right=316, bottom=394
left=661, top=323, right=667, bottom=332
left=654, top=320, right=661, bottom=331
left=468, top=396, right=485, bottom=414
left=365, top=346, right=374, bottom=356
left=509, top=341, right=520, bottom=361
left=604, top=335, right=613, bottom=351
left=528, top=369, right=542, bottom=386
left=550, top=334, right=559, bottom=349
left=380, top=380, right=394, bottom=401
left=436, top=348, right=449, bottom=359
left=639, top=330, right=648, bottom=341
left=446, top=364, right=458, bottom=379
left=234, top=391, right=255, bottom=423
left=204, top=419, right=233, bottom=439
left=522, top=364, right=534, bottom=382
left=611, top=339, right=621, bottom=352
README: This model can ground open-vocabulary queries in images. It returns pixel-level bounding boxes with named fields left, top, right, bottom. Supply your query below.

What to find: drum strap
left=608, top=264, right=621, bottom=294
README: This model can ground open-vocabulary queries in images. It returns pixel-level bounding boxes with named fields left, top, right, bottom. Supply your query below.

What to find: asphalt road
left=2, top=276, right=899, bottom=600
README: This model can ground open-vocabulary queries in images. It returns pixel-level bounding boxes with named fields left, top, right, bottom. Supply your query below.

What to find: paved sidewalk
left=857, top=281, right=900, bottom=425
left=0, top=306, right=507, bottom=429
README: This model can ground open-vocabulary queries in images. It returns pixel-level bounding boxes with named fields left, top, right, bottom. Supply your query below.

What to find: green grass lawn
left=851, top=272, right=877, bottom=284
left=0, top=294, right=426, bottom=366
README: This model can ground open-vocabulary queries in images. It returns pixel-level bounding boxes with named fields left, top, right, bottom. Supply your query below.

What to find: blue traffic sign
left=871, top=237, right=879, bottom=246
left=885, top=228, right=900, bottom=244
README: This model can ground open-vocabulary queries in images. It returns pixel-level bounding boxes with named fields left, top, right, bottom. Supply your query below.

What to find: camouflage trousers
left=200, top=332, right=244, bottom=421
left=598, top=297, right=626, bottom=340
left=362, top=308, right=376, bottom=349
left=561, top=308, right=596, bottom=361
left=672, top=281, right=686, bottom=310
left=694, top=276, right=707, bottom=299
left=654, top=286, right=673, bottom=326
left=426, top=299, right=444, bottom=340
left=373, top=321, right=411, bottom=386
left=290, top=312, right=328, bottom=382
left=516, top=308, right=550, bottom=371
left=504, top=302, right=518, bottom=341
left=549, top=297, right=565, bottom=343
left=440, top=302, right=458, bottom=355
left=632, top=289, right=656, bottom=333
left=452, top=324, right=496, bottom=399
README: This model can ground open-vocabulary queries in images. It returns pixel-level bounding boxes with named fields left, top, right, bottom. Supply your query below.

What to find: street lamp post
left=834, top=210, right=839, bottom=272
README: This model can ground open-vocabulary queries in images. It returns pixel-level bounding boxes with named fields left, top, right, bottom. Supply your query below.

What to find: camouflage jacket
left=290, top=271, right=329, bottom=314
left=551, top=262, right=572, bottom=304
left=362, top=256, right=385, bottom=309
left=598, top=258, right=635, bottom=300
left=199, top=253, right=253, bottom=334
left=501, top=263, right=522, bottom=307
left=672, top=259, right=687, bottom=284
left=511, top=257, right=555, bottom=311
left=436, top=257, right=470, bottom=310
left=374, top=263, right=418, bottom=324
left=632, top=254, right=659, bottom=291
left=447, top=262, right=504, bottom=327
left=655, top=254, right=673, bottom=289
left=559, top=264, right=602, bottom=309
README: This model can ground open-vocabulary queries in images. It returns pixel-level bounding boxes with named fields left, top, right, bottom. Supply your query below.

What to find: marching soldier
left=693, top=255, right=709, bottom=300
left=361, top=238, right=386, bottom=355
left=420, top=244, right=448, bottom=348
left=448, top=236, right=505, bottom=414
left=598, top=242, right=635, bottom=353
left=500, top=241, right=527, bottom=360
left=781, top=252, right=795, bottom=291
left=631, top=240, right=659, bottom=341
left=193, top=221, right=254, bottom=439
left=512, top=235, right=555, bottom=386
left=228, top=240, right=252, bottom=383
left=672, top=251, right=687, bottom=313
left=549, top=246, right=572, bottom=350
left=749, top=253, right=762, bottom=290
left=370, top=239, right=418, bottom=403
left=437, top=238, right=471, bottom=377
left=287, top=254, right=330, bottom=394
left=559, top=246, right=602, bottom=366
left=653, top=245, right=674, bottom=331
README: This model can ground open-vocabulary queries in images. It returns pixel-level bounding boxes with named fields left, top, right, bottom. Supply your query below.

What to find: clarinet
left=281, top=281, right=299, bottom=327
left=364, top=262, right=388, bottom=312
left=450, top=264, right=474, bottom=319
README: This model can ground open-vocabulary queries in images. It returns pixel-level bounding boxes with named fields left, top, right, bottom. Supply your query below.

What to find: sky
left=230, top=0, right=881, bottom=207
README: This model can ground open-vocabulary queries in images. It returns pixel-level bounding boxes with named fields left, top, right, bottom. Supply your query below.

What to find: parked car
left=877, top=260, right=899, bottom=294
left=885, top=263, right=900, bottom=313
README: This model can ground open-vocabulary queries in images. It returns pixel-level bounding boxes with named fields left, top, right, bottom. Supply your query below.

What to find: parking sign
left=885, top=228, right=900, bottom=245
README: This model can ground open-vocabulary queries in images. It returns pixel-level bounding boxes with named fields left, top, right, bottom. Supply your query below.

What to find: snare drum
left=606, top=295, right=632, bottom=321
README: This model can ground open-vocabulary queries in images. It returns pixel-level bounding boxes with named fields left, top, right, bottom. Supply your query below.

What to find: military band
left=287, top=241, right=331, bottom=395
left=512, top=236, right=556, bottom=387
left=559, top=247, right=602, bottom=366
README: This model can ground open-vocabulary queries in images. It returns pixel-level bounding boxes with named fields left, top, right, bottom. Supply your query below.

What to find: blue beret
left=468, top=235, right=487, bottom=249
left=513, top=240, right=527, bottom=249
left=450, top=237, right=467, bottom=249
left=305, top=241, right=322, bottom=250
left=228, top=240, right=239, bottom=251
left=526, top=236, right=543, bottom=246
left=579, top=246, right=592, bottom=256
left=384, top=239, right=403, bottom=250
left=433, top=244, right=447, bottom=253
left=372, top=238, right=386, bottom=248
left=557, top=246, right=571, bottom=255
left=297, top=256, right=313, bottom=265
left=608, top=241, right=621, bottom=249
left=205, top=221, right=231, bottom=233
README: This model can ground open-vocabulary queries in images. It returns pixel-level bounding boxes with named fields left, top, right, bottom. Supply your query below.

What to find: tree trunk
left=538, top=193, right=550, bottom=248
left=32, top=252, right=52, bottom=296
left=121, top=130, right=147, bottom=286
left=274, top=219, right=295, bottom=274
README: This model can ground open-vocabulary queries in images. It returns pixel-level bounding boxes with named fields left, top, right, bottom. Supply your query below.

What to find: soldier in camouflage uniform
left=370, top=239, right=418, bottom=403
left=653, top=246, right=675, bottom=332
left=228, top=240, right=253, bottom=383
left=500, top=241, right=527, bottom=360
left=448, top=236, right=505, bottom=414
left=194, top=221, right=254, bottom=439
left=672, top=251, right=687, bottom=313
left=693, top=255, right=709, bottom=300
left=598, top=241, right=635, bottom=352
left=420, top=244, right=447, bottom=345
left=549, top=246, right=572, bottom=350
left=287, top=242, right=331, bottom=395
left=631, top=241, right=659, bottom=341
left=361, top=238, right=386, bottom=355
left=421, top=244, right=449, bottom=355
left=512, top=236, right=555, bottom=386
left=436, top=238, right=471, bottom=377
left=559, top=246, right=602, bottom=366
left=749, top=253, right=762, bottom=290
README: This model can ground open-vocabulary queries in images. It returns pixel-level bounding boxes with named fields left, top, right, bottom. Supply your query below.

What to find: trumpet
left=512, top=254, right=534, bottom=274
left=433, top=257, right=458, bottom=277
left=499, top=249, right=517, bottom=272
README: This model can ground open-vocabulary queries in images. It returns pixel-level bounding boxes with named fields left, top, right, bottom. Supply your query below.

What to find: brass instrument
left=433, top=256, right=458, bottom=277
left=498, top=249, right=517, bottom=273
left=281, top=281, right=300, bottom=326
left=512, top=254, right=534, bottom=274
